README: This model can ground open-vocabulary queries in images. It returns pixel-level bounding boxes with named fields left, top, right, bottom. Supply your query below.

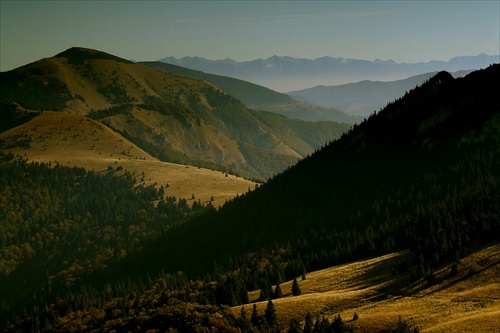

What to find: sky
left=1, top=1, right=499, bottom=72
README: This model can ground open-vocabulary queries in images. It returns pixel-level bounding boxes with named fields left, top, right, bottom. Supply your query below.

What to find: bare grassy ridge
left=0, top=111, right=255, bottom=208
left=1, top=48, right=353, bottom=179
left=238, top=243, right=500, bottom=332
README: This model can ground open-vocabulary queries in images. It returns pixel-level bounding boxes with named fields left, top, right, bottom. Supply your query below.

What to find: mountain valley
left=288, top=71, right=474, bottom=117
left=139, top=61, right=360, bottom=124
left=0, top=109, right=255, bottom=208
left=0, top=47, right=499, bottom=332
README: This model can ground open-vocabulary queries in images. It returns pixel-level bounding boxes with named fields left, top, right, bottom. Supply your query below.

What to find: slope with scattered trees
left=1, top=47, right=352, bottom=180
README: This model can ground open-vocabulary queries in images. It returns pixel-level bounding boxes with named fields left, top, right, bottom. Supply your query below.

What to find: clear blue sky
left=1, top=1, right=499, bottom=72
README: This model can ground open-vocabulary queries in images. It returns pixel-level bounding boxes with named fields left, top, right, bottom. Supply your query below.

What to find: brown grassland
left=0, top=111, right=256, bottom=208
left=239, top=242, right=500, bottom=332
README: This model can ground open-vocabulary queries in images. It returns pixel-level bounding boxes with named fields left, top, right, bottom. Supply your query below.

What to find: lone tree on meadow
left=291, top=277, right=302, bottom=296
left=273, top=284, right=283, bottom=299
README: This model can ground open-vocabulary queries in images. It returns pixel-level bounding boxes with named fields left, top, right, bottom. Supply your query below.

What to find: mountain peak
left=55, top=47, right=134, bottom=65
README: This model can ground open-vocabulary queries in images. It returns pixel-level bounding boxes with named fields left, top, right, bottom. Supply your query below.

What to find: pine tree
left=288, top=317, right=302, bottom=333
left=273, top=284, right=283, bottom=299
left=259, top=280, right=273, bottom=301
left=303, top=312, right=314, bottom=333
left=291, top=278, right=301, bottom=296
left=312, top=315, right=322, bottom=333
left=238, top=306, right=251, bottom=332
left=264, top=299, right=277, bottom=327
left=251, top=303, right=260, bottom=328
left=331, top=314, right=349, bottom=333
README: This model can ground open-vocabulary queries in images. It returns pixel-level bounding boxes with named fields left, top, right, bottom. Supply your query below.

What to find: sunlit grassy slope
left=0, top=47, right=352, bottom=179
left=238, top=242, right=499, bottom=332
left=0, top=111, right=256, bottom=208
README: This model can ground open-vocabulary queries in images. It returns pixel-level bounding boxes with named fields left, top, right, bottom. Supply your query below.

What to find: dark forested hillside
left=127, top=65, right=500, bottom=282
left=0, top=155, right=213, bottom=329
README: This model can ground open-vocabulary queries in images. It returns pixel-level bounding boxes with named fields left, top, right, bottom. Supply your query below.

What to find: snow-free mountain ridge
left=159, top=54, right=499, bottom=91
left=288, top=70, right=475, bottom=117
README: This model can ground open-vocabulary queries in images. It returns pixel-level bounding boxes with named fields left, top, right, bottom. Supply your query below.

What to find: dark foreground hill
left=130, top=65, right=500, bottom=277
left=0, top=47, right=351, bottom=180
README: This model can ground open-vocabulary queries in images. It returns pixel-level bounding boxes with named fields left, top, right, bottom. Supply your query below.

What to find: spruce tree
left=291, top=278, right=301, bottom=296
left=264, top=299, right=277, bottom=327
left=303, top=312, right=314, bottom=333
left=287, top=317, right=302, bottom=333
left=301, top=261, right=307, bottom=280
left=251, top=303, right=260, bottom=328
left=331, top=314, right=350, bottom=333
left=259, top=280, right=273, bottom=301
left=238, top=306, right=250, bottom=332
left=312, top=316, right=322, bottom=333
left=273, top=284, right=283, bottom=299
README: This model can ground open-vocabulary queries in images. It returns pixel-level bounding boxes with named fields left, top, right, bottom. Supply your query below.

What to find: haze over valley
left=158, top=54, right=499, bottom=92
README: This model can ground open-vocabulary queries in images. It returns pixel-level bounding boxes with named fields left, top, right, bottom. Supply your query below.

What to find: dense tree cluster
left=0, top=102, right=39, bottom=133
left=0, top=154, right=213, bottom=328
left=0, top=68, right=72, bottom=111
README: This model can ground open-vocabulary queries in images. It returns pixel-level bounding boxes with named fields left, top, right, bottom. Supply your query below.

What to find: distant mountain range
left=158, top=54, right=499, bottom=92
left=288, top=70, right=474, bottom=117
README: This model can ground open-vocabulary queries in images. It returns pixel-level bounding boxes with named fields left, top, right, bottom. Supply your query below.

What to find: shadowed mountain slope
left=129, top=65, right=500, bottom=279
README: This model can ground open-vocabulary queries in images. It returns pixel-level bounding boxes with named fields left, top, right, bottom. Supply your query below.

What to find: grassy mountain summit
left=55, top=47, right=135, bottom=65
left=0, top=47, right=351, bottom=179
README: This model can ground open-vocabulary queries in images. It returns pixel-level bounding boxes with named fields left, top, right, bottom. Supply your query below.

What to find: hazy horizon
left=1, top=1, right=499, bottom=72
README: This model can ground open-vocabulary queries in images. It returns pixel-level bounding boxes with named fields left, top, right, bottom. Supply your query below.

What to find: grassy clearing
left=0, top=111, right=256, bottom=208
left=238, top=243, right=500, bottom=332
